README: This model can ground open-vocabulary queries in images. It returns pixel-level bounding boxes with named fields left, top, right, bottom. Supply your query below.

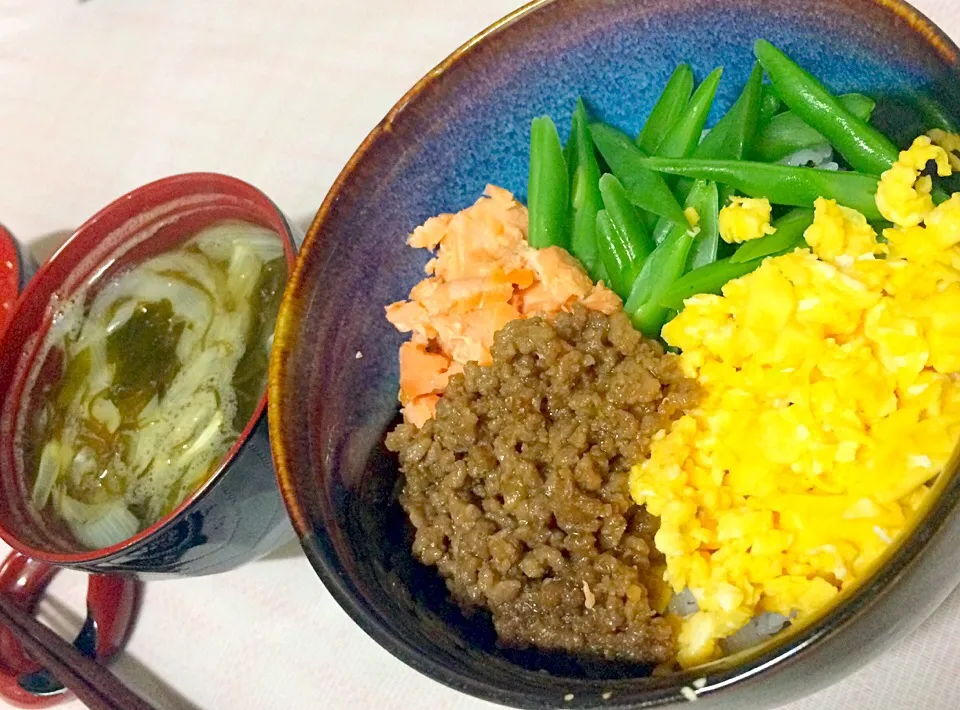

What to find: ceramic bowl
left=270, top=1, right=960, bottom=707
left=0, top=173, right=297, bottom=579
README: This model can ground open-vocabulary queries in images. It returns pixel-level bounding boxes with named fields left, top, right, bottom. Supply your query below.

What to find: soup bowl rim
left=0, top=171, right=298, bottom=565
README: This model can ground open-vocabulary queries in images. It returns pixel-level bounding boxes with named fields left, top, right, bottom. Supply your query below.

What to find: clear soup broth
left=21, top=221, right=287, bottom=550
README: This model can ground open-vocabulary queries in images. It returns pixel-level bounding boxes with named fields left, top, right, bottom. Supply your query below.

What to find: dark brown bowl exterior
left=0, top=174, right=296, bottom=579
left=270, top=0, right=960, bottom=707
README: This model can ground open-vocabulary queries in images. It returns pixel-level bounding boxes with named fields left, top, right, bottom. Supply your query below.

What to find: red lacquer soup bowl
left=0, top=173, right=297, bottom=580
left=0, top=224, right=35, bottom=339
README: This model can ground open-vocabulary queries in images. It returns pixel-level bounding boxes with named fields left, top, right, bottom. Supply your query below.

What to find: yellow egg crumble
left=718, top=196, right=776, bottom=243
left=928, top=128, right=960, bottom=171
left=630, top=135, right=960, bottom=668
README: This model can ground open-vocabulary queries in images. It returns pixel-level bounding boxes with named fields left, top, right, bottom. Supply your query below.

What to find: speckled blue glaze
left=271, top=1, right=960, bottom=708
left=379, top=1, right=948, bottom=232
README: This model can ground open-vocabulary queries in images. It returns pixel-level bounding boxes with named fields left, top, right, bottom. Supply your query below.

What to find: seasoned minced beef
left=386, top=306, right=698, bottom=663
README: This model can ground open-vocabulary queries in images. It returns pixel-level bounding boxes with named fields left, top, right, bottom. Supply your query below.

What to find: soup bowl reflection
left=269, top=0, right=960, bottom=708
left=0, top=173, right=298, bottom=579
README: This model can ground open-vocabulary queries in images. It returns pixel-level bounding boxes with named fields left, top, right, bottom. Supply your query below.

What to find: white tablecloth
left=1, top=1, right=959, bottom=708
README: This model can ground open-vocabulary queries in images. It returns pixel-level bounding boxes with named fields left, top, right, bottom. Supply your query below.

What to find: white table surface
left=1, top=1, right=960, bottom=708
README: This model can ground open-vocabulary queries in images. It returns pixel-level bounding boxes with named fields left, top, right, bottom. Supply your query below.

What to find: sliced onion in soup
left=56, top=494, right=140, bottom=550
left=194, top=222, right=284, bottom=264
left=32, top=441, right=62, bottom=510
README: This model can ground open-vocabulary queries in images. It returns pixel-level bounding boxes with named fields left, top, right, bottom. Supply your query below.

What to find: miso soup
left=21, top=221, right=288, bottom=550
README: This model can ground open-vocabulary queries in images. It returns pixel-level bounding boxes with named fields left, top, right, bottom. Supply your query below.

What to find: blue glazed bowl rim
left=271, top=0, right=960, bottom=706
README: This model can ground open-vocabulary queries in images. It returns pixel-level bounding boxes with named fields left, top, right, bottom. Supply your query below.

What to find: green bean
left=624, top=219, right=696, bottom=337
left=528, top=116, right=570, bottom=249
left=595, top=258, right=610, bottom=285
left=653, top=176, right=715, bottom=246
left=599, top=175, right=656, bottom=255
left=686, top=180, right=720, bottom=270
left=869, top=94, right=934, bottom=149
left=564, top=122, right=578, bottom=184
left=754, top=40, right=899, bottom=175
left=730, top=207, right=814, bottom=263
left=753, top=94, right=876, bottom=163
left=653, top=178, right=723, bottom=249
left=914, top=94, right=958, bottom=132
left=596, top=212, right=619, bottom=289
left=759, top=84, right=782, bottom=125
left=590, top=122, right=688, bottom=224
left=596, top=218, right=639, bottom=298
left=869, top=96, right=959, bottom=197
left=658, top=257, right=761, bottom=310
left=637, top=64, right=695, bottom=155
left=595, top=175, right=656, bottom=298
left=872, top=93, right=960, bottom=138
left=695, top=64, right=764, bottom=161
left=651, top=215, right=674, bottom=245
left=567, top=99, right=604, bottom=277
left=639, top=157, right=883, bottom=221
left=656, top=68, right=724, bottom=160
left=661, top=65, right=761, bottom=235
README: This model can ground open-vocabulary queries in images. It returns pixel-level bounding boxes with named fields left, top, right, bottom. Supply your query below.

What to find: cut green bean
left=658, top=257, right=762, bottom=310
left=753, top=94, right=876, bottom=163
left=596, top=219, right=639, bottom=298
left=759, top=84, right=782, bottom=127
left=599, top=175, right=656, bottom=256
left=665, top=65, right=762, bottom=227
left=595, top=258, right=610, bottom=285
left=624, top=220, right=697, bottom=337
left=639, top=157, right=883, bottom=221
left=656, top=68, right=724, bottom=160
left=596, top=212, right=621, bottom=293
left=567, top=99, right=604, bottom=277
left=595, top=175, right=656, bottom=298
left=653, top=177, right=716, bottom=246
left=869, top=94, right=935, bottom=150
left=590, top=122, right=689, bottom=224
left=564, top=126, right=578, bottom=187
left=695, top=64, right=764, bottom=161
left=528, top=116, right=570, bottom=249
left=686, top=180, right=720, bottom=270
left=651, top=215, right=674, bottom=245
left=915, top=94, right=958, bottom=132
left=730, top=208, right=814, bottom=263
left=637, top=64, right=695, bottom=155
left=754, top=40, right=899, bottom=175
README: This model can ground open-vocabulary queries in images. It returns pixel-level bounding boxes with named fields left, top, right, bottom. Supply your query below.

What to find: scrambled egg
left=875, top=135, right=952, bottom=227
left=928, top=128, right=960, bottom=171
left=631, top=136, right=960, bottom=668
left=718, top=196, right=776, bottom=243
left=803, top=199, right=885, bottom=264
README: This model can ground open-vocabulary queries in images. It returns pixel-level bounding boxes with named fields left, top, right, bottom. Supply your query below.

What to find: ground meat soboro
left=386, top=306, right=698, bottom=663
